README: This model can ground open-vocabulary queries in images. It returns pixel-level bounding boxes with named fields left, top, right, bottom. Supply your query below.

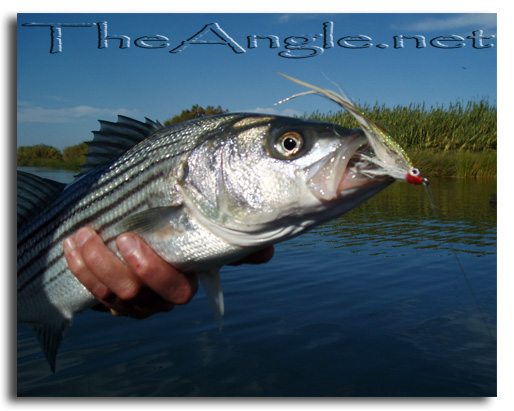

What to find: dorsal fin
left=77, top=115, right=163, bottom=176
left=17, top=171, right=67, bottom=229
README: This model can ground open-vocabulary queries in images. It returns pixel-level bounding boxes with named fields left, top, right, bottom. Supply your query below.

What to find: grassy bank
left=407, top=149, right=496, bottom=179
left=306, top=98, right=496, bottom=179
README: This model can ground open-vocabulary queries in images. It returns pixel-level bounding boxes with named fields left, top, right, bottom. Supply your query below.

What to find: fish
left=17, top=75, right=425, bottom=371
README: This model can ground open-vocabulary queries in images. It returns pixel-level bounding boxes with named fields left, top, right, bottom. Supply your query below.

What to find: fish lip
left=338, top=174, right=393, bottom=200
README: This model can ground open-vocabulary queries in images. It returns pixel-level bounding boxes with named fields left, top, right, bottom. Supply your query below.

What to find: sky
left=17, top=12, right=497, bottom=150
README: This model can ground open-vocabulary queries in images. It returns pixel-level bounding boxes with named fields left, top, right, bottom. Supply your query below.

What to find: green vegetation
left=305, top=98, right=496, bottom=179
left=408, top=149, right=497, bottom=179
left=164, top=104, right=228, bottom=126
left=17, top=143, right=88, bottom=171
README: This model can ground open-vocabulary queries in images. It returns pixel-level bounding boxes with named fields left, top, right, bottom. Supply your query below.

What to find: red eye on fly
left=406, top=168, right=423, bottom=185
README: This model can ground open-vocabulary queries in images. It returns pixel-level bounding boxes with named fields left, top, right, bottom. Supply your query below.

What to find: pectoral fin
left=198, top=270, right=225, bottom=329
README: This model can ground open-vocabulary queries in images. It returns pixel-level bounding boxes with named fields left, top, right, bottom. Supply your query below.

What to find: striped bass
left=17, top=75, right=425, bottom=371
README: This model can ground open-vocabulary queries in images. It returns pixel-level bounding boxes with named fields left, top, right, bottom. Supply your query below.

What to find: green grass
left=408, top=149, right=496, bottom=179
left=305, top=98, right=497, bottom=178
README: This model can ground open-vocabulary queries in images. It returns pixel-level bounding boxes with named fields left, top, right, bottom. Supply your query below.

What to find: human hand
left=63, top=227, right=274, bottom=319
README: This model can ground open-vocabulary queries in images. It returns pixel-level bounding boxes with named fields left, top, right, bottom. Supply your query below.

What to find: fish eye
left=275, top=131, right=304, bottom=158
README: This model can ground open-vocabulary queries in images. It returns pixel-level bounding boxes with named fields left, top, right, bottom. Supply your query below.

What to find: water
left=16, top=168, right=497, bottom=396
left=17, top=166, right=78, bottom=184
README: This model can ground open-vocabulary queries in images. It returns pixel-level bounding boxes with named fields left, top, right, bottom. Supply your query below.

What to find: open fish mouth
left=337, top=141, right=392, bottom=193
left=305, top=132, right=391, bottom=202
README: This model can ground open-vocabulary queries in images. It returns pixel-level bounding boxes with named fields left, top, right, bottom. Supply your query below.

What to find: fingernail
left=117, top=235, right=137, bottom=257
left=63, top=237, right=76, bottom=254
left=76, top=227, right=93, bottom=247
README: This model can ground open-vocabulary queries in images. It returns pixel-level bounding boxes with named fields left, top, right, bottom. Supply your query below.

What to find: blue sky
left=17, top=13, right=497, bottom=150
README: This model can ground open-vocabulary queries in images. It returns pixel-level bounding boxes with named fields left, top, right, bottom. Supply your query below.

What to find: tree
left=17, top=145, right=62, bottom=165
left=17, top=143, right=88, bottom=170
left=63, top=143, right=88, bottom=163
left=164, top=104, right=229, bottom=126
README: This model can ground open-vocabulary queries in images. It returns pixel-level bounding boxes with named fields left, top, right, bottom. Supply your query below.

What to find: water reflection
left=310, top=178, right=496, bottom=257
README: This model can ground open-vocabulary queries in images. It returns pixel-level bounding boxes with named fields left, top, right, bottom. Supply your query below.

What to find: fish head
left=179, top=114, right=398, bottom=246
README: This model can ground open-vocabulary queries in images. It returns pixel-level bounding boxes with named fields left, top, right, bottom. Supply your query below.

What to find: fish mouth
left=306, top=132, right=393, bottom=202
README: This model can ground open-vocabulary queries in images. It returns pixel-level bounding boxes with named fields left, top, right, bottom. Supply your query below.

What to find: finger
left=76, top=227, right=142, bottom=302
left=116, top=233, right=198, bottom=306
left=63, top=234, right=112, bottom=301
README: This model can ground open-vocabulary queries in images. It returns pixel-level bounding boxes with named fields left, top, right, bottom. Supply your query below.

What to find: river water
left=16, top=167, right=497, bottom=396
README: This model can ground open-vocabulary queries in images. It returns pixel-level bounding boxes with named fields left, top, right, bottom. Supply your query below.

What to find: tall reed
left=306, top=98, right=496, bottom=152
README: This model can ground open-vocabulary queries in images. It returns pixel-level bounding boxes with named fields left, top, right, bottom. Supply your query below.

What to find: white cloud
left=17, top=102, right=139, bottom=123
left=16, top=101, right=33, bottom=107
left=398, top=13, right=496, bottom=32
